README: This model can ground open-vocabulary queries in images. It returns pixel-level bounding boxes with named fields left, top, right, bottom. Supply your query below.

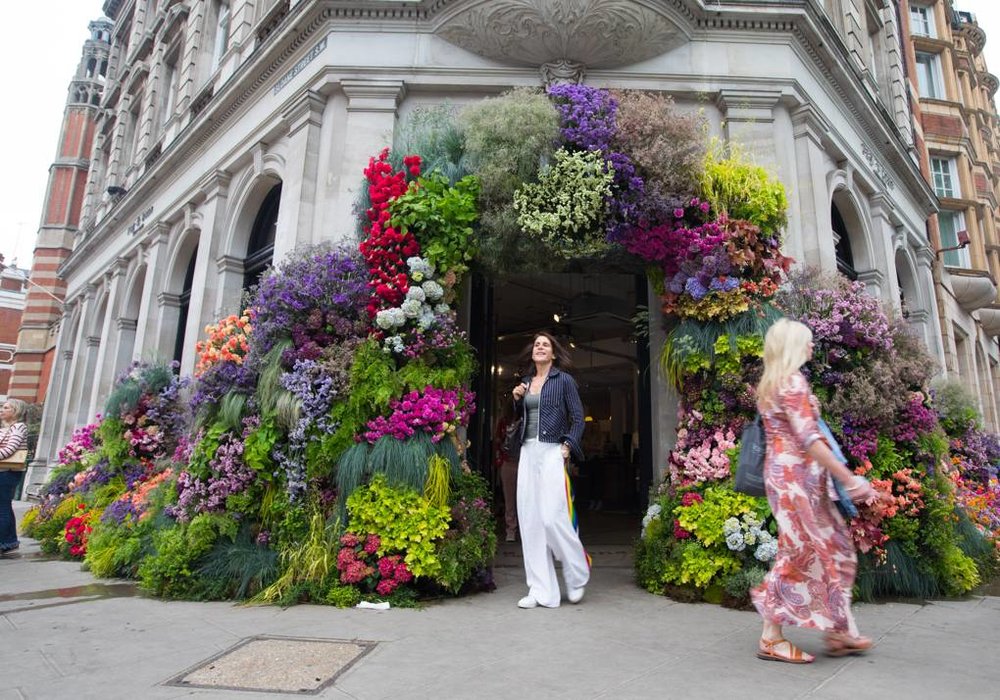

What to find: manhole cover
left=165, top=635, right=376, bottom=694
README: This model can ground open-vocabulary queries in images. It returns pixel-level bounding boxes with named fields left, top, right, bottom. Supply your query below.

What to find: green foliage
left=855, top=541, right=939, bottom=601
left=700, top=142, right=788, bottom=234
left=931, top=378, right=982, bottom=435
left=458, top=88, right=561, bottom=274
left=254, top=509, right=341, bottom=605
left=137, top=513, right=239, bottom=598
left=868, top=437, right=908, bottom=480
left=661, top=306, right=781, bottom=389
left=392, top=105, right=469, bottom=185
left=187, top=423, right=227, bottom=480
left=195, top=527, right=280, bottom=600
left=723, top=565, right=766, bottom=599
left=395, top=345, right=477, bottom=392
left=674, top=488, right=767, bottom=547
left=324, top=339, right=398, bottom=460
left=243, top=418, right=280, bottom=475
left=662, top=540, right=741, bottom=588
left=323, top=583, right=362, bottom=608
left=346, top=475, right=450, bottom=579
left=216, top=391, right=249, bottom=432
left=424, top=455, right=451, bottom=507
left=98, top=418, right=131, bottom=469
left=433, top=472, right=497, bottom=593
left=256, top=340, right=294, bottom=417
left=389, top=172, right=480, bottom=279
left=513, top=149, right=614, bottom=258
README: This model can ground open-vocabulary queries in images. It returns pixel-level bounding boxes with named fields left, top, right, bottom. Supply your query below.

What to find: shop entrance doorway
left=468, top=273, right=652, bottom=546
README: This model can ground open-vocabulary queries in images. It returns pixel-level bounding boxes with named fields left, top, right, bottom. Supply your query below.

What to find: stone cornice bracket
left=790, top=103, right=831, bottom=147
left=716, top=89, right=782, bottom=124
left=198, top=169, right=232, bottom=203
left=108, top=256, right=130, bottom=280
left=540, top=59, right=586, bottom=87
left=341, top=80, right=406, bottom=113
left=116, top=317, right=138, bottom=331
left=282, top=90, right=326, bottom=137
left=86, top=335, right=102, bottom=348
left=143, top=222, right=172, bottom=253
left=433, top=0, right=689, bottom=69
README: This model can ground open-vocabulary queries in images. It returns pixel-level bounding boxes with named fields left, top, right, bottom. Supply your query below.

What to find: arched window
left=831, top=203, right=857, bottom=280
left=243, top=183, right=280, bottom=290
left=173, top=248, right=198, bottom=367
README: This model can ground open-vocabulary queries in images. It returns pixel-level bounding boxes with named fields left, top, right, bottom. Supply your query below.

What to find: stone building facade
left=23, top=0, right=989, bottom=491
left=8, top=19, right=112, bottom=407
left=0, top=265, right=28, bottom=401
left=902, top=0, right=1000, bottom=428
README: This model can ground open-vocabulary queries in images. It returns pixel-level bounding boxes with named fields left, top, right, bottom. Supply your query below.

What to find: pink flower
left=364, top=534, right=380, bottom=555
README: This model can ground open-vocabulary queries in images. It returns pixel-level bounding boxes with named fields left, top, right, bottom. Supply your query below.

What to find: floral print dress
left=750, top=372, right=859, bottom=636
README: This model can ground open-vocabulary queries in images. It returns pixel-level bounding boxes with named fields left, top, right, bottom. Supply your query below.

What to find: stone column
left=88, top=260, right=127, bottom=418
left=915, top=245, right=947, bottom=369
left=59, top=287, right=95, bottom=445
left=154, top=292, right=183, bottom=362
left=789, top=104, right=836, bottom=270
left=112, top=318, right=138, bottom=382
left=276, top=90, right=326, bottom=261
left=215, top=255, right=245, bottom=319
left=24, top=311, right=75, bottom=489
left=868, top=192, right=899, bottom=308
left=332, top=80, right=405, bottom=242
left=134, top=223, right=171, bottom=357
left=715, top=89, right=782, bottom=170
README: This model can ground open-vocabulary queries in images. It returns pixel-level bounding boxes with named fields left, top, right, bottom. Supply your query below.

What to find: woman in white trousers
left=511, top=332, right=590, bottom=608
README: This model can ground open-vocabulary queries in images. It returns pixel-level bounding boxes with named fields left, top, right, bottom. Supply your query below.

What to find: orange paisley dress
left=750, top=372, right=859, bottom=637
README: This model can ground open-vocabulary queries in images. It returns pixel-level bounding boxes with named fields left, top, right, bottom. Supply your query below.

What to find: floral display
left=22, top=85, right=997, bottom=610
left=195, top=314, right=251, bottom=376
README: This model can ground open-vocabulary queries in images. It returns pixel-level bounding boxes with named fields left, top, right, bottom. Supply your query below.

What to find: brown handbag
left=0, top=449, right=28, bottom=471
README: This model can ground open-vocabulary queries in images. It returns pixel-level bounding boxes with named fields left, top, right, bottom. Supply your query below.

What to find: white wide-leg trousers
left=517, top=439, right=590, bottom=607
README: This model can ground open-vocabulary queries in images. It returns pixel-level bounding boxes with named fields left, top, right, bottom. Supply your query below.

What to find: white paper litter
left=355, top=601, right=390, bottom=610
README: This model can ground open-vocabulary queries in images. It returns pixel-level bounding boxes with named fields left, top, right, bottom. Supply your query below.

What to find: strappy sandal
left=824, top=633, right=872, bottom=657
left=757, top=637, right=814, bottom=664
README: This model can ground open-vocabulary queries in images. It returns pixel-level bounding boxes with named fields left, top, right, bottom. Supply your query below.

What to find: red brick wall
left=923, top=113, right=965, bottom=140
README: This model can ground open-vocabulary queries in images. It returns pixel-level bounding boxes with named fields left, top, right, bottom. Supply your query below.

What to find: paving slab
left=2, top=500, right=998, bottom=700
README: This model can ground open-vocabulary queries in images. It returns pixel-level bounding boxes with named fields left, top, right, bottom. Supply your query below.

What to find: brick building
left=0, top=264, right=28, bottom=400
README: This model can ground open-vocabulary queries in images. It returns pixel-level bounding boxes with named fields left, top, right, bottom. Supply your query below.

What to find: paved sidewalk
left=2, top=500, right=998, bottom=700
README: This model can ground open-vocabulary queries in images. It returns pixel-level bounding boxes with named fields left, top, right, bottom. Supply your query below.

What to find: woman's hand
left=560, top=443, right=571, bottom=460
left=512, top=383, right=527, bottom=401
left=845, top=475, right=877, bottom=504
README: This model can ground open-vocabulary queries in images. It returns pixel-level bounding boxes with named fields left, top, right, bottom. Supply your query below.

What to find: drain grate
left=165, top=635, right=376, bottom=695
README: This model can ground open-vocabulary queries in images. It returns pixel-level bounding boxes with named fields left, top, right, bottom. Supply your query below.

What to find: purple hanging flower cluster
left=796, top=281, right=892, bottom=352
left=171, top=428, right=255, bottom=522
left=248, top=246, right=369, bottom=366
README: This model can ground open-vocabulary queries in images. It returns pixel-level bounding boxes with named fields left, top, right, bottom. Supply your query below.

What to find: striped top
left=0, top=422, right=27, bottom=460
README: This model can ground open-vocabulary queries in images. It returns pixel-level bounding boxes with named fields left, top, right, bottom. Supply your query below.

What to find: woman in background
left=511, top=332, right=589, bottom=608
left=0, top=398, right=29, bottom=557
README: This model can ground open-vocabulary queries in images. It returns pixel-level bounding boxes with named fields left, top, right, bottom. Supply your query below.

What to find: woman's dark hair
left=518, top=331, right=575, bottom=374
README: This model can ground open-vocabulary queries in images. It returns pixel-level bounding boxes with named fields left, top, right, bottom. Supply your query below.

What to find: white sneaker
left=517, top=596, right=538, bottom=609
left=567, top=586, right=585, bottom=604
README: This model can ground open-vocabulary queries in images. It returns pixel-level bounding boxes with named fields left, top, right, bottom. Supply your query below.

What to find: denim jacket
left=513, top=367, right=585, bottom=461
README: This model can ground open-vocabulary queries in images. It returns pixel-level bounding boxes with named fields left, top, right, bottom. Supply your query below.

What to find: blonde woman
left=0, top=398, right=29, bottom=556
left=751, top=319, right=878, bottom=663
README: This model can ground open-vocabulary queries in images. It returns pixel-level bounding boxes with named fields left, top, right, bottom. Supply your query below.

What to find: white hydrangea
left=641, top=503, right=662, bottom=538
left=421, top=280, right=444, bottom=301
left=434, top=303, right=450, bottom=314
left=407, top=256, right=434, bottom=282
left=375, top=308, right=405, bottom=330
left=417, top=309, right=437, bottom=331
left=383, top=335, right=405, bottom=355
left=722, top=517, right=741, bottom=536
left=406, top=286, right=427, bottom=303
left=754, top=539, right=777, bottom=562
left=725, top=531, right=746, bottom=552
left=401, top=299, right=423, bottom=319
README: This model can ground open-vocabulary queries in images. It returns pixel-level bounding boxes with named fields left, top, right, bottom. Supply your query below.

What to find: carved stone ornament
left=540, top=59, right=586, bottom=86
left=434, top=0, right=688, bottom=70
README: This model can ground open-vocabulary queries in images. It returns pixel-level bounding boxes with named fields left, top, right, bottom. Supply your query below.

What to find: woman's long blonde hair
left=756, top=318, right=813, bottom=410
left=2, top=398, right=27, bottom=424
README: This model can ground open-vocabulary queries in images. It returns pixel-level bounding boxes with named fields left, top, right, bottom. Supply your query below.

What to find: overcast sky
left=2, top=1, right=1000, bottom=272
